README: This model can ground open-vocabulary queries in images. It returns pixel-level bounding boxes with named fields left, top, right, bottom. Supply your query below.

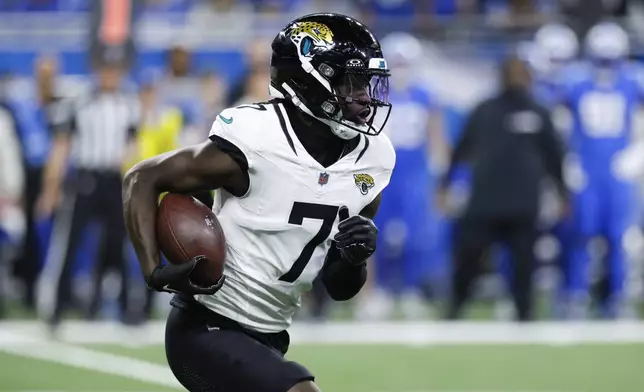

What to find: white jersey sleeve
left=208, top=106, right=263, bottom=170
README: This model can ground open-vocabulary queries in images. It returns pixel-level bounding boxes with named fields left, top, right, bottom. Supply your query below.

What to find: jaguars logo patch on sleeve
left=353, top=173, right=375, bottom=195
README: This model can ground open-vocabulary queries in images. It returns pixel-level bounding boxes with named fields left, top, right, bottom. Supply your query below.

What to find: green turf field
left=1, top=321, right=643, bottom=392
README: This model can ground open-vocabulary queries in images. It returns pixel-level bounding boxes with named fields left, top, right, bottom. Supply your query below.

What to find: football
left=156, top=193, right=226, bottom=286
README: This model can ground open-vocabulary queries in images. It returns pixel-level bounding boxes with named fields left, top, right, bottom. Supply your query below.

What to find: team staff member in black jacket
left=438, top=55, right=569, bottom=321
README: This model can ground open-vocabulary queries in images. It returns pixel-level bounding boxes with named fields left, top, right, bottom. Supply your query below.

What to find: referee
left=36, top=60, right=139, bottom=329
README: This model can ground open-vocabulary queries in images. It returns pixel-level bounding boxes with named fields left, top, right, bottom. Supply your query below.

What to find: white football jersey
left=195, top=101, right=395, bottom=333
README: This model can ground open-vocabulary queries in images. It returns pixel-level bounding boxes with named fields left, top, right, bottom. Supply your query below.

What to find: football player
left=558, top=21, right=642, bottom=318
left=360, top=32, right=445, bottom=320
left=526, top=23, right=580, bottom=108
left=123, top=13, right=395, bottom=392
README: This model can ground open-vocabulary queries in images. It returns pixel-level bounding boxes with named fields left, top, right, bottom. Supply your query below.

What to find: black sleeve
left=320, top=193, right=381, bottom=301
left=538, top=108, right=569, bottom=199
left=209, top=134, right=249, bottom=172
left=208, top=134, right=250, bottom=197
left=320, top=243, right=367, bottom=301
left=440, top=102, right=483, bottom=188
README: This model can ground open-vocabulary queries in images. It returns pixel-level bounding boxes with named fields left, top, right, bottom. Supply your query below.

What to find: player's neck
left=282, top=100, right=337, bottom=145
left=282, top=100, right=358, bottom=167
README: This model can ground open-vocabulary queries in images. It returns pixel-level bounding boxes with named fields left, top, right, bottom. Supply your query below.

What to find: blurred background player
left=36, top=59, right=140, bottom=330
left=9, top=55, right=63, bottom=313
left=158, top=44, right=205, bottom=146
left=360, top=32, right=448, bottom=320
left=0, top=95, right=24, bottom=319
left=527, top=23, right=580, bottom=108
left=128, top=69, right=183, bottom=172
left=124, top=69, right=184, bottom=321
left=558, top=21, right=644, bottom=319
left=158, top=44, right=215, bottom=208
left=228, top=39, right=272, bottom=107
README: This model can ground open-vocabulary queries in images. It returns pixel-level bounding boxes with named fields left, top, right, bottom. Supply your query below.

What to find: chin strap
left=273, top=82, right=362, bottom=140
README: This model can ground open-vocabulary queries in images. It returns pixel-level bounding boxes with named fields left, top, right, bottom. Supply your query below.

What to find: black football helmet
left=269, top=13, right=392, bottom=140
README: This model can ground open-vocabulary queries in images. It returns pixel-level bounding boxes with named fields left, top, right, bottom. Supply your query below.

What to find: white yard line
left=4, top=389, right=571, bottom=392
left=373, top=390, right=570, bottom=392
left=375, top=390, right=569, bottom=392
left=0, top=329, right=182, bottom=390
left=0, top=322, right=604, bottom=392
left=2, top=320, right=644, bottom=346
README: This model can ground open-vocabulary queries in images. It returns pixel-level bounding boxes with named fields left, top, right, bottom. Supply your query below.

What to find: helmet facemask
left=273, top=68, right=392, bottom=140
left=321, top=71, right=392, bottom=139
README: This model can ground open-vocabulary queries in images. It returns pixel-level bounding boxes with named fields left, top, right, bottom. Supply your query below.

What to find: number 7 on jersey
left=279, top=202, right=339, bottom=283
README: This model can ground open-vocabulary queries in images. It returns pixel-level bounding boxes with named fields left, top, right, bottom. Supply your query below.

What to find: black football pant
left=41, top=170, right=130, bottom=324
left=166, top=294, right=314, bottom=392
left=446, top=215, right=538, bottom=321
left=12, top=165, right=43, bottom=310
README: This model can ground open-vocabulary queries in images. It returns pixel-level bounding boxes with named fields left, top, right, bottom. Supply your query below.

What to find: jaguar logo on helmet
left=288, top=22, right=335, bottom=57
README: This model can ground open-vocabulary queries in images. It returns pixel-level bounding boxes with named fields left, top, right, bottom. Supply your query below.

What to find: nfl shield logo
left=318, top=172, right=329, bottom=185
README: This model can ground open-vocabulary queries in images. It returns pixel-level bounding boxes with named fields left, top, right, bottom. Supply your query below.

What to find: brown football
left=156, top=193, right=226, bottom=285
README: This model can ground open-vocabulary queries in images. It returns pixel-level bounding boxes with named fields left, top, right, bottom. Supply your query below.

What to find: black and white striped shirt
left=54, top=91, right=140, bottom=170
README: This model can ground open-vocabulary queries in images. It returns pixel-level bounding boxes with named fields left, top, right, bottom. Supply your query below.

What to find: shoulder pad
left=209, top=104, right=270, bottom=143
left=369, top=133, right=396, bottom=173
left=208, top=103, right=276, bottom=164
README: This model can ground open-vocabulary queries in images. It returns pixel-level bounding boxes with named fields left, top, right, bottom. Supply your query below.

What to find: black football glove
left=333, top=206, right=377, bottom=266
left=145, top=256, right=225, bottom=295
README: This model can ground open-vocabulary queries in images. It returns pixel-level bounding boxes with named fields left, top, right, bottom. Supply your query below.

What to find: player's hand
left=145, top=256, right=225, bottom=295
left=333, top=206, right=377, bottom=266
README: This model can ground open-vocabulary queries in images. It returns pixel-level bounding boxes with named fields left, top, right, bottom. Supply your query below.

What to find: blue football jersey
left=384, top=86, right=434, bottom=151
left=560, top=61, right=644, bottom=167
left=533, top=76, right=561, bottom=110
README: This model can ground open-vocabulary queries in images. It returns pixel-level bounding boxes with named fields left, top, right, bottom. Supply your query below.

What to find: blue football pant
left=566, top=179, right=637, bottom=315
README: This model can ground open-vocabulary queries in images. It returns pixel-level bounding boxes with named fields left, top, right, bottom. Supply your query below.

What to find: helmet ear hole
left=318, top=63, right=335, bottom=78
left=321, top=101, right=337, bottom=115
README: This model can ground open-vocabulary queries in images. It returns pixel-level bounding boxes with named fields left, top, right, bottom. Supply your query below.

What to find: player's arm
left=440, top=103, right=482, bottom=186
left=122, top=140, right=247, bottom=292
left=359, top=192, right=381, bottom=220
left=320, top=194, right=382, bottom=301
left=436, top=103, right=482, bottom=213
left=538, top=109, right=569, bottom=201
left=36, top=99, right=74, bottom=218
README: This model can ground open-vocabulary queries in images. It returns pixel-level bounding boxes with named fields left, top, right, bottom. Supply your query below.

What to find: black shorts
left=165, top=294, right=314, bottom=392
